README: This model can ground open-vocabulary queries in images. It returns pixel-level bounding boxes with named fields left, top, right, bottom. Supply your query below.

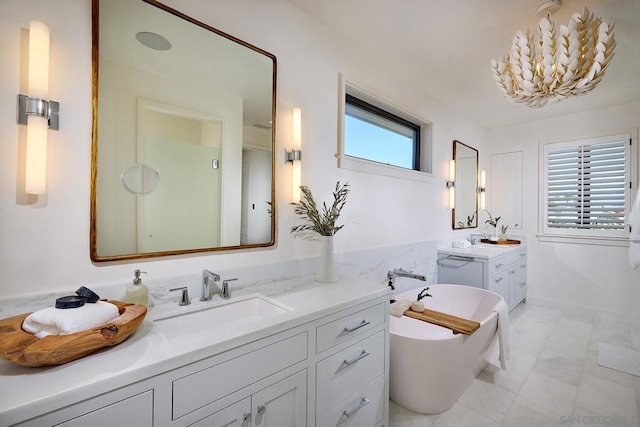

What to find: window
left=540, top=133, right=633, bottom=242
left=338, top=77, right=432, bottom=181
left=344, top=94, right=420, bottom=170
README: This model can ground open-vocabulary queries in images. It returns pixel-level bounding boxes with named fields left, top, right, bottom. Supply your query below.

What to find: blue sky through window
left=344, top=115, right=413, bottom=168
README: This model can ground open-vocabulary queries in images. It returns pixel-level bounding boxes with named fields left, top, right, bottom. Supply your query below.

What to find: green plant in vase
left=484, top=210, right=501, bottom=239
left=291, top=182, right=350, bottom=282
left=291, top=182, right=349, bottom=236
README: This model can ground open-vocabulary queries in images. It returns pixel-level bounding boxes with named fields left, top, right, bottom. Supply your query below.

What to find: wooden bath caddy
left=403, top=308, right=480, bottom=335
left=0, top=300, right=146, bottom=367
left=480, top=238, right=521, bottom=245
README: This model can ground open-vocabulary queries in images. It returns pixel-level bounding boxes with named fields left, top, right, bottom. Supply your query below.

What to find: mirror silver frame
left=452, top=140, right=479, bottom=230
left=90, top=0, right=277, bottom=262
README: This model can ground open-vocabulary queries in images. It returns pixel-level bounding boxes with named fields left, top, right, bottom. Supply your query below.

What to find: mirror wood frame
left=90, top=0, right=277, bottom=262
left=451, top=139, right=479, bottom=230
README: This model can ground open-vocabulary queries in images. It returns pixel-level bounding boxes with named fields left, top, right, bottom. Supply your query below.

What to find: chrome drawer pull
left=243, top=413, right=251, bottom=423
left=520, top=264, right=526, bottom=268
left=495, top=263, right=503, bottom=269
left=494, top=277, right=503, bottom=283
left=343, top=349, right=370, bottom=366
left=520, top=281, right=527, bottom=286
left=343, top=398, right=370, bottom=418
left=257, top=405, right=266, bottom=415
left=344, top=319, right=370, bottom=332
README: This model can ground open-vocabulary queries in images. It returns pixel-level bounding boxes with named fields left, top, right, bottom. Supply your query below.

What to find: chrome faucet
left=201, top=269, right=221, bottom=301
left=387, top=268, right=426, bottom=282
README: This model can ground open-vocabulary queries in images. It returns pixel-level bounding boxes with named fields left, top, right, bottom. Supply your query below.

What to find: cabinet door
left=507, top=268, right=518, bottom=310
left=190, top=397, right=251, bottom=427
left=437, top=256, right=484, bottom=288
left=252, top=370, right=306, bottom=427
left=55, top=390, right=153, bottom=427
left=513, top=262, right=527, bottom=308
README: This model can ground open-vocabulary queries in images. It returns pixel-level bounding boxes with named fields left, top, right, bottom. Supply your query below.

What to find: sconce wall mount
left=284, top=148, right=302, bottom=163
left=17, top=94, right=59, bottom=130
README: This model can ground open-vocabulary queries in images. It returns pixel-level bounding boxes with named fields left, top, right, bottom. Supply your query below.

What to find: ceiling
left=285, top=0, right=640, bottom=129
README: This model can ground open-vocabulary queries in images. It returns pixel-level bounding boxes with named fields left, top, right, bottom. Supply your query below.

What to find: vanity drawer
left=172, top=332, right=307, bottom=420
left=316, top=303, right=385, bottom=353
left=488, top=249, right=526, bottom=275
left=316, top=330, right=385, bottom=416
left=317, top=375, right=385, bottom=427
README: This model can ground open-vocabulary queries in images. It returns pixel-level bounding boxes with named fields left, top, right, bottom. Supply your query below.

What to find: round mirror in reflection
left=120, top=163, right=160, bottom=195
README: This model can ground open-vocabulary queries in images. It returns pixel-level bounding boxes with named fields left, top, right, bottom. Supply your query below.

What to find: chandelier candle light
left=491, top=2, right=616, bottom=108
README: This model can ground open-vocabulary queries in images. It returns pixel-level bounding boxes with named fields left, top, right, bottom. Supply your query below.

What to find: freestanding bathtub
left=389, top=284, right=503, bottom=414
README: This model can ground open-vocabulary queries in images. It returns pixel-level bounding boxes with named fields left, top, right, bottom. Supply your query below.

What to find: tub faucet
left=201, top=269, right=221, bottom=301
left=387, top=268, right=426, bottom=282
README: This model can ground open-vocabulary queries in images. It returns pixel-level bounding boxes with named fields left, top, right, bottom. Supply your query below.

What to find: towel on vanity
left=493, top=299, right=510, bottom=370
left=628, top=187, right=640, bottom=269
left=452, top=239, right=472, bottom=249
left=23, top=301, right=120, bottom=339
left=390, top=299, right=412, bottom=318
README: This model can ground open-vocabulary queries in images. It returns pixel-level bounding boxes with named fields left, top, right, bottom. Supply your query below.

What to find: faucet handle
left=169, top=286, right=191, bottom=306
left=221, top=278, right=238, bottom=299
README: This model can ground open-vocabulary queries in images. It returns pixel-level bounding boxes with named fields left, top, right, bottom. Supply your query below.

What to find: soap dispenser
left=125, top=269, right=148, bottom=306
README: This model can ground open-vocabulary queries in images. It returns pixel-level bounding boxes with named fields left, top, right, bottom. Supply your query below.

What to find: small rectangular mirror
left=452, top=140, right=479, bottom=229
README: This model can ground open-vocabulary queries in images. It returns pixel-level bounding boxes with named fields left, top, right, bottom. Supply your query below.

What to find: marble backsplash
left=0, top=240, right=440, bottom=318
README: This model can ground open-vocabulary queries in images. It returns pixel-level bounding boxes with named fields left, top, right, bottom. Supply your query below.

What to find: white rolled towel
left=22, top=301, right=120, bottom=339
left=390, top=299, right=412, bottom=318
left=452, top=239, right=471, bottom=248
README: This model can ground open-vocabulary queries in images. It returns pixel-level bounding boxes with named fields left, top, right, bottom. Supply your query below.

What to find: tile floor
left=389, top=301, right=640, bottom=427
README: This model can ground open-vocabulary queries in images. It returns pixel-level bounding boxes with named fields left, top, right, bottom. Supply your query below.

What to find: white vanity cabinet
left=438, top=244, right=527, bottom=311
left=6, top=280, right=389, bottom=427
left=15, top=381, right=156, bottom=427
left=190, top=370, right=307, bottom=427
left=313, top=302, right=388, bottom=427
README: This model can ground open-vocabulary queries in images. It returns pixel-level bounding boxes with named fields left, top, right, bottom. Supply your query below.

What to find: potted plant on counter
left=484, top=210, right=501, bottom=241
left=291, top=182, right=350, bottom=282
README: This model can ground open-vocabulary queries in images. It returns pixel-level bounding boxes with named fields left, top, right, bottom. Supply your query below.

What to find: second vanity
left=437, top=243, right=528, bottom=311
left=0, top=276, right=389, bottom=427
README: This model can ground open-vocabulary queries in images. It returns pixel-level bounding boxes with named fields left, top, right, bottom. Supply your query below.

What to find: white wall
left=486, top=101, right=640, bottom=318
left=0, top=0, right=483, bottom=299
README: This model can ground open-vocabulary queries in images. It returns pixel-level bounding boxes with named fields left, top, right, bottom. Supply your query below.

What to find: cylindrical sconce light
left=478, top=170, right=486, bottom=210
left=18, top=21, right=59, bottom=195
left=286, top=107, right=302, bottom=201
left=446, top=159, right=455, bottom=209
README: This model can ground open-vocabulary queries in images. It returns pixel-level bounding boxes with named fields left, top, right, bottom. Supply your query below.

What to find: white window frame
left=538, top=132, right=636, bottom=246
left=337, top=74, right=433, bottom=182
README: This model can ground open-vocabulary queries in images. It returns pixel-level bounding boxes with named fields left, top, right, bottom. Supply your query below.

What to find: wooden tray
left=480, top=238, right=521, bottom=245
left=0, top=300, right=146, bottom=367
left=404, top=308, right=480, bottom=335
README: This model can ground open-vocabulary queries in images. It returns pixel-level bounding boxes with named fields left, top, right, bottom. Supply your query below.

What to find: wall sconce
left=17, top=21, right=59, bottom=195
left=446, top=159, right=455, bottom=209
left=285, top=107, right=302, bottom=201
left=478, top=170, right=486, bottom=210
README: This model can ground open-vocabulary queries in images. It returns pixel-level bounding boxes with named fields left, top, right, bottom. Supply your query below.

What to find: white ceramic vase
left=316, top=235, right=338, bottom=283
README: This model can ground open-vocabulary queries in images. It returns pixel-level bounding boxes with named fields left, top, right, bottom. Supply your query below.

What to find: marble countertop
left=438, top=242, right=526, bottom=259
left=0, top=275, right=388, bottom=426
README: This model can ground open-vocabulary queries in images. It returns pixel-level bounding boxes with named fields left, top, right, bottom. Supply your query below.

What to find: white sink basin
left=152, top=293, right=292, bottom=327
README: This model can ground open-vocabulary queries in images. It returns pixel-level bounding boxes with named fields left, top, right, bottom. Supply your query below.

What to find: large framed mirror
left=452, top=140, right=479, bottom=229
left=91, top=0, right=276, bottom=262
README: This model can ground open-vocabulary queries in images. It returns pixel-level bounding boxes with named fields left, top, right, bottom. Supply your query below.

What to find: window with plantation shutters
left=541, top=133, right=632, bottom=241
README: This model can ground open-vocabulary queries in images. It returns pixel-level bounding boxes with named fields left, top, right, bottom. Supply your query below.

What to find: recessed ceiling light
left=136, top=32, right=171, bottom=51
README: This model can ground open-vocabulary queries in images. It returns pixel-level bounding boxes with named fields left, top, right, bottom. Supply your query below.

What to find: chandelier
left=491, top=2, right=616, bottom=108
